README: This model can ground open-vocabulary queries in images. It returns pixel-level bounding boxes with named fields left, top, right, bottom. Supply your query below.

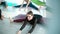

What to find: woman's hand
left=17, top=30, right=22, bottom=34
left=28, top=33, right=31, bottom=34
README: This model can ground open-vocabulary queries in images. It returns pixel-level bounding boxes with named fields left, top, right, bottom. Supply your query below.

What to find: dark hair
left=27, top=11, right=33, bottom=16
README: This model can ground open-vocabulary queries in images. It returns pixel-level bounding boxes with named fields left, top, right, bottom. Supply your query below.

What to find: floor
left=0, top=6, right=46, bottom=34
left=0, top=18, right=46, bottom=34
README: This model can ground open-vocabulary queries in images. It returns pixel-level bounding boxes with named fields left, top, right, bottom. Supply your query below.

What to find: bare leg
left=19, top=0, right=25, bottom=11
left=24, top=0, right=31, bottom=12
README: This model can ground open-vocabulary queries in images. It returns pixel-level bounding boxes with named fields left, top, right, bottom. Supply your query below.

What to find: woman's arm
left=28, top=19, right=37, bottom=33
left=19, top=20, right=27, bottom=31
left=17, top=20, right=27, bottom=34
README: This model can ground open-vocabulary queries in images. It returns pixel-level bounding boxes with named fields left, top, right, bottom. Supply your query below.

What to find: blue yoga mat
left=6, top=2, right=17, bottom=6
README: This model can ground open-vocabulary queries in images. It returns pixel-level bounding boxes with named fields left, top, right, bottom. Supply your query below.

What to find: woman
left=14, top=0, right=39, bottom=11
left=9, top=11, right=37, bottom=34
left=17, top=11, right=37, bottom=34
left=9, top=11, right=43, bottom=34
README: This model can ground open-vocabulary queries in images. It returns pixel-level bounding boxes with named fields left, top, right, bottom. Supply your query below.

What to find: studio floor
left=0, top=6, right=46, bottom=34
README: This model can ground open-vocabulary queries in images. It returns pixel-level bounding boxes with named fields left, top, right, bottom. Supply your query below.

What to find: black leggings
left=14, top=2, right=39, bottom=10
left=0, top=2, right=6, bottom=7
left=0, top=9, right=2, bottom=19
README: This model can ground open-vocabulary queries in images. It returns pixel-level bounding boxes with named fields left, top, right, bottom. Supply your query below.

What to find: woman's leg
left=0, top=9, right=3, bottom=20
left=29, top=3, right=39, bottom=10
left=14, top=5, right=21, bottom=8
left=14, top=4, right=27, bottom=8
left=0, top=9, right=1, bottom=19
left=22, top=4, right=27, bottom=7
left=1, top=2, right=7, bottom=8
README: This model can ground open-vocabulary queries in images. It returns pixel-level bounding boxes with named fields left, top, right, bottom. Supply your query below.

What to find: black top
left=20, top=16, right=37, bottom=33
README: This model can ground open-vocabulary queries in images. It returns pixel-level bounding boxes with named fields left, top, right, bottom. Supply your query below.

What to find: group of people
left=14, top=0, right=39, bottom=11
left=0, top=0, right=43, bottom=34
left=0, top=0, right=45, bottom=12
left=0, top=9, right=42, bottom=34
left=0, top=0, right=44, bottom=12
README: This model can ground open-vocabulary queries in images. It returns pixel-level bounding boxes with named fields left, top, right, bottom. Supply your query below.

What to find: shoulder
left=33, top=16, right=37, bottom=20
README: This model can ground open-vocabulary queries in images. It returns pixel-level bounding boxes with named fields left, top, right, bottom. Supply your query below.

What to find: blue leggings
left=14, top=3, right=39, bottom=10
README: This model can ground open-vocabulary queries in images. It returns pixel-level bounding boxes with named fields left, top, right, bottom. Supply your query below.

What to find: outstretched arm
left=17, top=20, right=27, bottom=34
left=19, top=20, right=27, bottom=30
left=28, top=19, right=37, bottom=34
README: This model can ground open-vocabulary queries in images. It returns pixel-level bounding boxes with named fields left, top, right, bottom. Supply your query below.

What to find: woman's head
left=26, top=11, right=34, bottom=20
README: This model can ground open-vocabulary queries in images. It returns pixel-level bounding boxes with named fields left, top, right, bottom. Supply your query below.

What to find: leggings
left=14, top=3, right=39, bottom=10
left=0, top=2, right=6, bottom=7
left=0, top=9, right=1, bottom=19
